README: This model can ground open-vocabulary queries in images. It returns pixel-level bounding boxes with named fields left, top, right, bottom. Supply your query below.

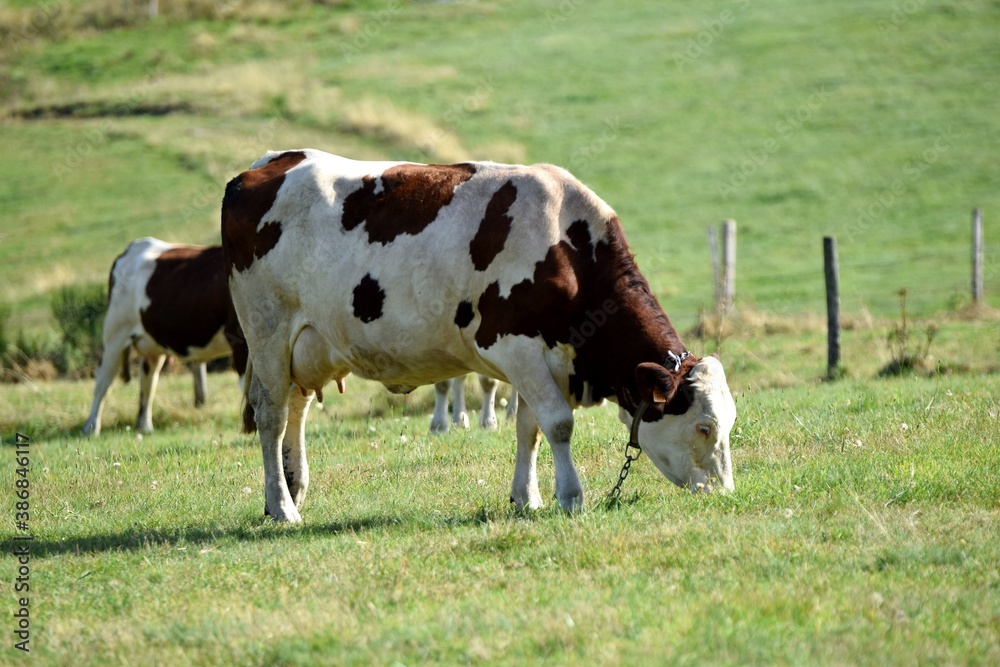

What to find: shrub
left=879, top=288, right=940, bottom=377
left=51, top=283, right=107, bottom=376
left=0, top=303, right=10, bottom=360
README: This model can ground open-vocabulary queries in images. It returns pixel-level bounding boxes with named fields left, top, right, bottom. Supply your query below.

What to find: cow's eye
left=696, top=424, right=711, bottom=437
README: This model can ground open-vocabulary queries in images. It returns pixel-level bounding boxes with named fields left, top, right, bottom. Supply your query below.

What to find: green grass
left=1, top=0, right=999, bottom=664
left=1, top=370, right=998, bottom=665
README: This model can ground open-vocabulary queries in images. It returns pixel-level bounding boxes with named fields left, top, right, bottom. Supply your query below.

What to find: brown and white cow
left=430, top=375, right=518, bottom=433
left=83, top=238, right=246, bottom=436
left=222, top=149, right=736, bottom=522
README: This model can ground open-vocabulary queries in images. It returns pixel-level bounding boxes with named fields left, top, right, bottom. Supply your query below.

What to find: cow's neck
left=572, top=218, right=692, bottom=413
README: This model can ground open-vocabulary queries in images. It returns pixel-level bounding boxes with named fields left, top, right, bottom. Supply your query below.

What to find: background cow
left=222, top=149, right=736, bottom=522
left=83, top=237, right=245, bottom=436
left=430, top=374, right=518, bottom=433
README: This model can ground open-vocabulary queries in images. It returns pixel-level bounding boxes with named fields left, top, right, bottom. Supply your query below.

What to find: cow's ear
left=635, top=362, right=676, bottom=406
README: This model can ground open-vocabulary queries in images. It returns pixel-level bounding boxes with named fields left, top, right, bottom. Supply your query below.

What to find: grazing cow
left=83, top=238, right=246, bottom=436
left=430, top=375, right=517, bottom=433
left=222, top=149, right=736, bottom=522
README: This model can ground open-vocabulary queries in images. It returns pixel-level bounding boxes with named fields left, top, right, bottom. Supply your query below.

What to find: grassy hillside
left=2, top=0, right=999, bottom=335
left=1, top=3, right=999, bottom=664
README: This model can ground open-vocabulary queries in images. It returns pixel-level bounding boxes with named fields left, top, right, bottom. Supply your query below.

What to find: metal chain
left=607, top=439, right=642, bottom=502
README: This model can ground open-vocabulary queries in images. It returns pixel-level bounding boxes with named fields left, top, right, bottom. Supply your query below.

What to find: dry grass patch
left=340, top=96, right=470, bottom=164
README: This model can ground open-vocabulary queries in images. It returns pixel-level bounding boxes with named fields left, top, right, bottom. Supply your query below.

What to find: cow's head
left=621, top=356, right=736, bottom=493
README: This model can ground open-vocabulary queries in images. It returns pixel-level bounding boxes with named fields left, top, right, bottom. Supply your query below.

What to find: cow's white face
left=620, top=356, right=736, bottom=493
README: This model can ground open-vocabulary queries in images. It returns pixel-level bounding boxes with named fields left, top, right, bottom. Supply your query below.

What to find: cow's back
left=223, top=150, right=617, bottom=385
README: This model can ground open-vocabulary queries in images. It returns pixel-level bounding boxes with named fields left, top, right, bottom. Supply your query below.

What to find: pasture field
left=0, top=362, right=998, bottom=665
left=2, top=0, right=999, bottom=664
left=1, top=0, right=999, bottom=330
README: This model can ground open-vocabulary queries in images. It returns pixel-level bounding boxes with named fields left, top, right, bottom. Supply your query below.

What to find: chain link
left=607, top=439, right=642, bottom=502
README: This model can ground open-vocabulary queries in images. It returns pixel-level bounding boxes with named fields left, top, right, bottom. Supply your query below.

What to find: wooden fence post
left=972, top=208, right=984, bottom=305
left=721, top=219, right=737, bottom=310
left=707, top=226, right=721, bottom=310
left=824, top=236, right=841, bottom=377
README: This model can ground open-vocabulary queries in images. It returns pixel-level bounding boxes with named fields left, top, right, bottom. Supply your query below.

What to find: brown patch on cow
left=475, top=216, right=695, bottom=416
left=341, top=163, right=477, bottom=245
left=469, top=180, right=517, bottom=271
left=140, top=246, right=231, bottom=357
left=454, top=300, right=474, bottom=328
left=221, top=151, right=308, bottom=277
left=352, top=273, right=386, bottom=323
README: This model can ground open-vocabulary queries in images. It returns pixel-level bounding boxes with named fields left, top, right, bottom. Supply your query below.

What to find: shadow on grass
left=8, top=508, right=501, bottom=559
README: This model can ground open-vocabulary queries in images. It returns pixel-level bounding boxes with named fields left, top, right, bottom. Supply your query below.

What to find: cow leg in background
left=430, top=376, right=471, bottom=434
left=430, top=380, right=451, bottom=433
left=478, top=375, right=500, bottom=431
left=505, top=391, right=519, bottom=422
left=136, top=355, right=166, bottom=434
left=510, top=398, right=542, bottom=509
left=84, top=345, right=128, bottom=437
left=190, top=362, right=208, bottom=407
left=248, top=362, right=299, bottom=522
left=451, top=375, right=470, bottom=429
left=283, top=387, right=314, bottom=509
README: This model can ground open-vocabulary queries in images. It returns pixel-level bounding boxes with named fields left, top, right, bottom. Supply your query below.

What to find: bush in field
left=879, top=288, right=941, bottom=377
left=0, top=303, right=9, bottom=359
left=51, top=283, right=107, bottom=377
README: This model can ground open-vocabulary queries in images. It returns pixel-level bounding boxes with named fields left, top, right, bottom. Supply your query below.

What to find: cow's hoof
left=510, top=492, right=543, bottom=511
left=555, top=493, right=584, bottom=514
left=429, top=418, right=448, bottom=434
left=265, top=503, right=302, bottom=523
left=480, top=414, right=498, bottom=431
left=454, top=412, right=470, bottom=430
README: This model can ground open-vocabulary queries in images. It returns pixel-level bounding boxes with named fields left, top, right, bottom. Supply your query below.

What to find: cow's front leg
left=190, top=362, right=208, bottom=407
left=507, top=362, right=583, bottom=512
left=283, top=387, right=314, bottom=509
left=136, top=355, right=166, bottom=434
left=511, top=398, right=542, bottom=509
left=250, top=372, right=299, bottom=522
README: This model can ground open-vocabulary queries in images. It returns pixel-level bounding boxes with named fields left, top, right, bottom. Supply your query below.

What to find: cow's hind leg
left=190, top=362, right=208, bottom=407
left=136, top=355, right=166, bottom=434
left=283, top=387, right=314, bottom=509
left=249, top=366, right=298, bottom=522
left=478, top=374, right=499, bottom=431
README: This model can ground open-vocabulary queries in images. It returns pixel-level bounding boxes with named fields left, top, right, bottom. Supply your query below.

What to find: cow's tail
left=241, top=357, right=257, bottom=434
left=119, top=347, right=132, bottom=383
